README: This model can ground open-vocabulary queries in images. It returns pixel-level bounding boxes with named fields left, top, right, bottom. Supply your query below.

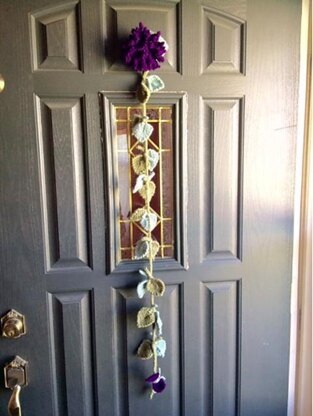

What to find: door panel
left=0, top=1, right=301, bottom=415
left=202, top=280, right=241, bottom=416
left=48, top=291, right=95, bottom=415
left=104, top=1, right=181, bottom=73
left=202, top=97, right=244, bottom=260
left=35, top=96, right=91, bottom=271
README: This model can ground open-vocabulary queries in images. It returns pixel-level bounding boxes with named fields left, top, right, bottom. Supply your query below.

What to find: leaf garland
left=124, top=24, right=167, bottom=399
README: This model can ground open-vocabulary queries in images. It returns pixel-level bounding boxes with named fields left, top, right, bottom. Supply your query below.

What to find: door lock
left=1, top=310, right=26, bottom=339
left=4, top=356, right=28, bottom=416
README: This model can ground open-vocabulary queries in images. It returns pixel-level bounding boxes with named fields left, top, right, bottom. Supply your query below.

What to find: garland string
left=142, top=74, right=158, bottom=396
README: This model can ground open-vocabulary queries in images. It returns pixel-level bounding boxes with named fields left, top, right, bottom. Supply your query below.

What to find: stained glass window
left=115, top=106, right=174, bottom=260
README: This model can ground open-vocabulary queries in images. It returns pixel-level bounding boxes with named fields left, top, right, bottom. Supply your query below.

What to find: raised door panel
left=30, top=2, right=82, bottom=71
left=201, top=97, right=244, bottom=261
left=48, top=291, right=96, bottom=416
left=201, top=281, right=241, bottom=416
left=201, top=8, right=246, bottom=74
left=111, top=284, right=183, bottom=416
left=103, top=0, right=182, bottom=73
left=35, top=96, right=91, bottom=272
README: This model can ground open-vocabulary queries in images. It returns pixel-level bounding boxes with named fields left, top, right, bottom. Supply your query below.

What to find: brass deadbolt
left=1, top=310, right=26, bottom=339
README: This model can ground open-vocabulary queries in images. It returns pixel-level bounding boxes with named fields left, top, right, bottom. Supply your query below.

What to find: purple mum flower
left=123, top=22, right=167, bottom=72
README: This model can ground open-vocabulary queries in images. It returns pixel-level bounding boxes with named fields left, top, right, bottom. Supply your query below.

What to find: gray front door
left=0, top=1, right=301, bottom=415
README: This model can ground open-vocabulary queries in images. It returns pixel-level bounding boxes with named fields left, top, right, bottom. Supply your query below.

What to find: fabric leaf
left=132, top=154, right=146, bottom=175
left=146, top=75, right=165, bottom=92
left=130, top=207, right=147, bottom=222
left=148, top=149, right=159, bottom=171
left=135, top=238, right=150, bottom=259
left=155, top=338, right=166, bottom=358
left=137, top=306, right=156, bottom=328
left=137, top=279, right=148, bottom=299
left=150, top=240, right=160, bottom=259
left=155, top=310, right=163, bottom=335
left=132, top=121, right=154, bottom=142
left=140, top=212, right=157, bottom=231
left=146, top=278, right=165, bottom=296
left=133, top=150, right=159, bottom=175
left=139, top=181, right=156, bottom=203
left=137, top=339, right=153, bottom=360
left=139, top=269, right=148, bottom=278
left=133, top=174, right=145, bottom=193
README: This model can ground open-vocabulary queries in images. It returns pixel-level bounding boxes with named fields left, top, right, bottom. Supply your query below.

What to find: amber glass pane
left=116, top=105, right=175, bottom=260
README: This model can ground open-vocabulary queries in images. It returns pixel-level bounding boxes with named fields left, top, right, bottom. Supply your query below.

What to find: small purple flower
left=123, top=22, right=167, bottom=72
left=145, top=372, right=167, bottom=394
left=152, top=377, right=166, bottom=393
left=145, top=372, right=160, bottom=383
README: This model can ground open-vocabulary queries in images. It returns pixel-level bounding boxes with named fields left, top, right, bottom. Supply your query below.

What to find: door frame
left=288, top=0, right=312, bottom=414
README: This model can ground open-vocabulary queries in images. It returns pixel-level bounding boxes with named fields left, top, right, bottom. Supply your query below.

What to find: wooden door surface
left=0, top=0, right=301, bottom=415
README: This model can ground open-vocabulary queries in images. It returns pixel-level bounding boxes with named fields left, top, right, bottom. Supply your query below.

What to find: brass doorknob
left=0, top=73, right=4, bottom=93
left=1, top=310, right=26, bottom=339
left=4, top=356, right=28, bottom=416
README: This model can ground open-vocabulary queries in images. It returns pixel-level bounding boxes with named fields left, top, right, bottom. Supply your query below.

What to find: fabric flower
left=145, top=372, right=167, bottom=393
left=123, top=22, right=167, bottom=72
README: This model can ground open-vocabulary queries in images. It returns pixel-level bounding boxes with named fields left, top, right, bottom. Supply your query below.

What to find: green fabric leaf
left=146, top=278, right=165, bottom=296
left=130, top=207, right=147, bottom=222
left=148, top=149, right=159, bottom=171
left=135, top=238, right=150, bottom=259
left=155, top=338, right=166, bottom=358
left=147, top=75, right=165, bottom=92
left=139, top=181, right=156, bottom=203
left=155, top=310, right=163, bottom=335
left=137, top=306, right=156, bottom=328
left=133, top=150, right=159, bottom=174
left=133, top=174, right=145, bottom=193
left=139, top=269, right=148, bottom=278
left=135, top=237, right=160, bottom=260
left=140, top=212, right=157, bottom=231
left=132, top=154, right=146, bottom=175
left=137, top=339, right=153, bottom=359
left=137, top=279, right=148, bottom=299
left=132, top=121, right=153, bottom=143
left=150, top=240, right=160, bottom=259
